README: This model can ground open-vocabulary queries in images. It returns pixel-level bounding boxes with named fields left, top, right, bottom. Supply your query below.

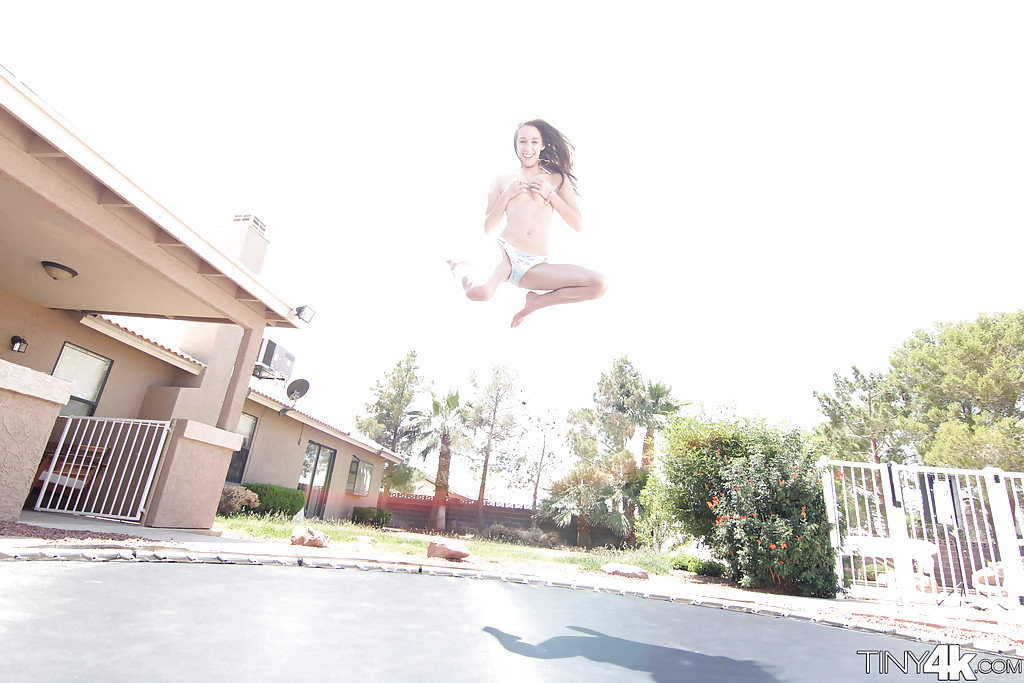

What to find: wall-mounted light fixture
left=294, top=306, right=315, bottom=323
left=10, top=336, right=28, bottom=353
left=41, top=261, right=79, bottom=280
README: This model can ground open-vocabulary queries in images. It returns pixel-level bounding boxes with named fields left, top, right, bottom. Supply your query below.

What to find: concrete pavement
left=4, top=510, right=1024, bottom=660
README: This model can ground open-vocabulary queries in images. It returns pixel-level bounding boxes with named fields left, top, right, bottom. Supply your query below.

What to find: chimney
left=219, top=213, right=269, bottom=274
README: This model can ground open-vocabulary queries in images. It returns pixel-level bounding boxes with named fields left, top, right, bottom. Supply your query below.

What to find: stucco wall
left=238, top=401, right=305, bottom=487
left=0, top=360, right=71, bottom=521
left=143, top=419, right=243, bottom=529
left=321, top=451, right=387, bottom=521
left=0, top=291, right=179, bottom=419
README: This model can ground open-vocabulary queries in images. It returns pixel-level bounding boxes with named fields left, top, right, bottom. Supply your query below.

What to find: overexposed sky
left=3, top=1, right=1022, bottom=457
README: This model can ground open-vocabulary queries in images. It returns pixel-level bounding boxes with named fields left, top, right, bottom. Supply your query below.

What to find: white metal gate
left=821, top=459, right=1024, bottom=607
left=33, top=416, right=171, bottom=522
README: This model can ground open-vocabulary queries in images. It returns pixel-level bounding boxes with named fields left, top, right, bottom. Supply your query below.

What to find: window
left=52, top=343, right=113, bottom=417
left=226, top=413, right=258, bottom=483
left=299, top=441, right=336, bottom=519
left=346, top=457, right=373, bottom=496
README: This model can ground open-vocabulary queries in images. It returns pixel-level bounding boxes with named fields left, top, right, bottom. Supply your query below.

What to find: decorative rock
left=600, top=563, right=649, bottom=580
left=291, top=525, right=330, bottom=548
left=426, top=537, right=470, bottom=560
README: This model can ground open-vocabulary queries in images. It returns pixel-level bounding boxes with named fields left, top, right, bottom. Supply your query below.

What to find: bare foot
left=511, top=291, right=541, bottom=328
left=447, top=260, right=471, bottom=290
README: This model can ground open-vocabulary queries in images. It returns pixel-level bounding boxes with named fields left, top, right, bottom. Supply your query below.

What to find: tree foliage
left=357, top=350, right=423, bottom=454
left=356, top=351, right=424, bottom=498
left=816, top=311, right=1024, bottom=471
left=635, top=474, right=689, bottom=552
left=594, top=356, right=644, bottom=452
left=814, top=366, right=906, bottom=464
left=661, top=416, right=839, bottom=598
left=536, top=451, right=632, bottom=548
left=467, top=366, right=521, bottom=531
left=636, top=381, right=685, bottom=470
left=889, top=312, right=1024, bottom=469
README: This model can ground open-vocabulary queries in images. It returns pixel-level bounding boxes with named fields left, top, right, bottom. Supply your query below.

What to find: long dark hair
left=515, top=119, right=579, bottom=194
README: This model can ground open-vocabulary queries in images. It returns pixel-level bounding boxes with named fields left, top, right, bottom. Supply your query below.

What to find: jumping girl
left=449, top=119, right=607, bottom=328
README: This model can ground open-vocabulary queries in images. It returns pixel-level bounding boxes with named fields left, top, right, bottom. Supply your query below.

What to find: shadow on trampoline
left=483, top=625, right=779, bottom=682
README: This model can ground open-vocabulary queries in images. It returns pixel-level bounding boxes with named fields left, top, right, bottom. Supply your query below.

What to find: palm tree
left=600, top=450, right=648, bottom=547
left=537, top=461, right=628, bottom=548
left=637, top=381, right=685, bottom=470
left=414, top=391, right=470, bottom=532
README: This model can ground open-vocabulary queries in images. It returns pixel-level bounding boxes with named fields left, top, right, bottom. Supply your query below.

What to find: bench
left=844, top=536, right=939, bottom=595
left=33, top=443, right=108, bottom=494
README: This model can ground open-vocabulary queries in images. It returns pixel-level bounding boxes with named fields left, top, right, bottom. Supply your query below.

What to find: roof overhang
left=79, top=314, right=206, bottom=375
left=0, top=68, right=300, bottom=330
left=246, top=388, right=404, bottom=464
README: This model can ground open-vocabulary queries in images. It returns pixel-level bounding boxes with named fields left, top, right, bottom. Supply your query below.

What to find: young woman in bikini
left=449, top=119, right=607, bottom=328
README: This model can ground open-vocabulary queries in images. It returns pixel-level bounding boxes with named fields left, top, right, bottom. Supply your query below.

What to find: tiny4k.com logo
left=857, top=645, right=1023, bottom=680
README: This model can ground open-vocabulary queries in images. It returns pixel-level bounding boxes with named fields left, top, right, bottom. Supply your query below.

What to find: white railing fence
left=821, top=459, right=1024, bottom=607
left=33, top=416, right=171, bottom=522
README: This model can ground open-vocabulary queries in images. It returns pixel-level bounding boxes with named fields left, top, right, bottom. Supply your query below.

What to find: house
left=237, top=386, right=401, bottom=520
left=0, top=67, right=390, bottom=528
left=408, top=473, right=475, bottom=502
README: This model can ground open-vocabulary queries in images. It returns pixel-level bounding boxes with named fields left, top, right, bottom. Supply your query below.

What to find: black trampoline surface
left=1, top=561, right=1020, bottom=682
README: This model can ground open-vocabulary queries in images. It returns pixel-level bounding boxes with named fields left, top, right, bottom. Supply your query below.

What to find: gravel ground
left=0, top=520, right=180, bottom=547
left=4, top=520, right=1023, bottom=654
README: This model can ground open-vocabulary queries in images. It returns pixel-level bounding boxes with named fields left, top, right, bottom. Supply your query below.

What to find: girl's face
left=516, top=125, right=545, bottom=168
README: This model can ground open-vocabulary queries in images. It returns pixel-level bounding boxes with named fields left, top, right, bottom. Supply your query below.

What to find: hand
left=503, top=178, right=529, bottom=198
left=528, top=178, right=555, bottom=203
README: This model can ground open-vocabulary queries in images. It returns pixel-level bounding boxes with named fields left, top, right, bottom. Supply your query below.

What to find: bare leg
left=512, top=263, right=607, bottom=328
left=448, top=245, right=511, bottom=302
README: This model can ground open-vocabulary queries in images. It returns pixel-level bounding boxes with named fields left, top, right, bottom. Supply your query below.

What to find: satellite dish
left=286, top=379, right=310, bottom=402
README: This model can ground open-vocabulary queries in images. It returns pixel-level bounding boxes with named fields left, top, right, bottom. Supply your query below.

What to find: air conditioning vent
left=252, top=339, right=294, bottom=380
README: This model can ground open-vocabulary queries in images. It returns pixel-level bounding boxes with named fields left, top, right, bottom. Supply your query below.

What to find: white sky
left=3, top=2, right=1023, bottom=494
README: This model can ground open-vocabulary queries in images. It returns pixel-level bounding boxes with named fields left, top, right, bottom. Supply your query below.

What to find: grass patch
left=212, top=514, right=681, bottom=575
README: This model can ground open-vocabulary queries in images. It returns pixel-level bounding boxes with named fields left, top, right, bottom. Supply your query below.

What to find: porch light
left=41, top=261, right=78, bottom=280
left=294, top=305, right=315, bottom=323
left=10, top=335, right=28, bottom=353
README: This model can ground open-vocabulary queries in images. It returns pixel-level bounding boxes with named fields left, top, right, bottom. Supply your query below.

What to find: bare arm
left=483, top=176, right=526, bottom=235
left=535, top=173, right=583, bottom=232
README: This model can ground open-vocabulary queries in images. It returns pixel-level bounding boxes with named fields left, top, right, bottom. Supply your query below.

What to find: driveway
left=3, top=561, right=1019, bottom=682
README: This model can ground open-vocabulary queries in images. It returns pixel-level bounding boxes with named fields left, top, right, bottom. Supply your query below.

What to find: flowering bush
left=661, top=417, right=840, bottom=598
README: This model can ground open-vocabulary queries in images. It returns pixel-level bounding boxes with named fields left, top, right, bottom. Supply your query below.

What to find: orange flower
left=769, top=543, right=776, bottom=549
left=780, top=542, right=787, bottom=549
left=779, top=560, right=785, bottom=565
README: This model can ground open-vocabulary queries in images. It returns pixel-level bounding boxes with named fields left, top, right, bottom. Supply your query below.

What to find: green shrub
left=242, top=483, right=306, bottom=517
left=479, top=524, right=561, bottom=548
left=218, top=485, right=260, bottom=517
left=661, top=416, right=840, bottom=598
left=351, top=507, right=394, bottom=527
left=671, top=552, right=728, bottom=578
